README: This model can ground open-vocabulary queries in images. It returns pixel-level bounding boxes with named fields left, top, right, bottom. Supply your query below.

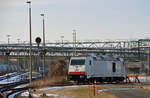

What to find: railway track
left=0, top=80, right=29, bottom=98
left=6, top=87, right=29, bottom=98
left=0, top=71, right=42, bottom=98
left=0, top=72, right=23, bottom=81
left=1, top=75, right=149, bottom=98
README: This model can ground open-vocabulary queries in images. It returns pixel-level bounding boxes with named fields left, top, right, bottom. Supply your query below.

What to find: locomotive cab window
left=70, top=59, right=85, bottom=65
left=112, top=62, right=116, bottom=72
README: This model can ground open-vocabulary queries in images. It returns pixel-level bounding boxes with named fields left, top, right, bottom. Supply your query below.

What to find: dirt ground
left=105, top=90, right=150, bottom=98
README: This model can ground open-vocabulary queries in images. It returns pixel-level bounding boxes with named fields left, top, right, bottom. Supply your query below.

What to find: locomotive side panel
left=86, top=56, right=125, bottom=82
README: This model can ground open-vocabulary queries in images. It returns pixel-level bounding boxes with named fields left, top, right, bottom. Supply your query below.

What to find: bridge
left=0, top=39, right=150, bottom=60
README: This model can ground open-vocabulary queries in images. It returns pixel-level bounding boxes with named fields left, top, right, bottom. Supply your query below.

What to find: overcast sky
left=0, top=0, right=150, bottom=43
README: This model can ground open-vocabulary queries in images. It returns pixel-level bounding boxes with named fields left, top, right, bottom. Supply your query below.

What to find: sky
left=0, top=0, right=150, bottom=43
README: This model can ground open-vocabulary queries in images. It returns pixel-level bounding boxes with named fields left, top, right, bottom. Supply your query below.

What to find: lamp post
left=17, top=39, right=20, bottom=72
left=40, top=13, right=46, bottom=76
left=6, top=35, right=11, bottom=74
left=26, top=0, right=32, bottom=83
left=40, top=14, right=45, bottom=50
left=6, top=34, right=11, bottom=64
left=23, top=41, right=26, bottom=72
left=73, top=30, right=76, bottom=56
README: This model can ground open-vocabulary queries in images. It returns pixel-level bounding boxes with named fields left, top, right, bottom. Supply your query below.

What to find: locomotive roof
left=71, top=55, right=123, bottom=61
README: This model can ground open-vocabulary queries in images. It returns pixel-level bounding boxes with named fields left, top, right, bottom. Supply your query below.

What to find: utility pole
left=26, top=0, right=32, bottom=83
left=73, top=30, right=76, bottom=56
left=40, top=13, right=46, bottom=77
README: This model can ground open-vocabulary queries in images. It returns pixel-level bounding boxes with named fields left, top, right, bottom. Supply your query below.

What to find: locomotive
left=68, top=55, right=126, bottom=83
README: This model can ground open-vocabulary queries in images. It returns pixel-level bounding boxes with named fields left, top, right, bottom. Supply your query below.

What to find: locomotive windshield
left=70, top=59, right=85, bottom=65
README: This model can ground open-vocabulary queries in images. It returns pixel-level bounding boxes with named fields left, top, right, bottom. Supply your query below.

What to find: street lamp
left=26, top=0, right=32, bottom=83
left=6, top=35, right=11, bottom=74
left=40, top=14, right=45, bottom=47
left=72, top=30, right=76, bottom=56
left=40, top=13, right=46, bottom=76
left=17, top=38, right=20, bottom=72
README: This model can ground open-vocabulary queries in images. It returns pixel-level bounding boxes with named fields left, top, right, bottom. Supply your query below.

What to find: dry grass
left=30, top=84, right=150, bottom=98
left=29, top=59, right=70, bottom=88
left=137, top=86, right=150, bottom=93
left=61, top=87, right=117, bottom=98
left=48, top=59, right=67, bottom=78
left=137, top=89, right=150, bottom=93
left=29, top=76, right=70, bottom=88
left=33, top=85, right=150, bottom=98
left=96, top=84, right=150, bottom=89
left=33, top=87, right=117, bottom=98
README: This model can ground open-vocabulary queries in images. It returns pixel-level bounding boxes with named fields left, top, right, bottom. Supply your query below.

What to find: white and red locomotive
left=68, top=56, right=125, bottom=82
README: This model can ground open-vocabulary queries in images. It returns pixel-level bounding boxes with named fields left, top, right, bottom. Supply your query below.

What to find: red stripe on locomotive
left=68, top=72, right=85, bottom=75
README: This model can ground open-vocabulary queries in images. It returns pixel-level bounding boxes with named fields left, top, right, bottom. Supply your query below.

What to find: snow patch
left=8, top=91, right=23, bottom=98
left=98, top=86, right=148, bottom=92
left=15, top=84, right=28, bottom=89
left=38, top=85, right=79, bottom=91
left=0, top=72, right=41, bottom=84
left=21, top=91, right=59, bottom=98
left=127, top=76, right=150, bottom=82
left=0, top=75, right=22, bottom=84
left=21, top=85, right=79, bottom=98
